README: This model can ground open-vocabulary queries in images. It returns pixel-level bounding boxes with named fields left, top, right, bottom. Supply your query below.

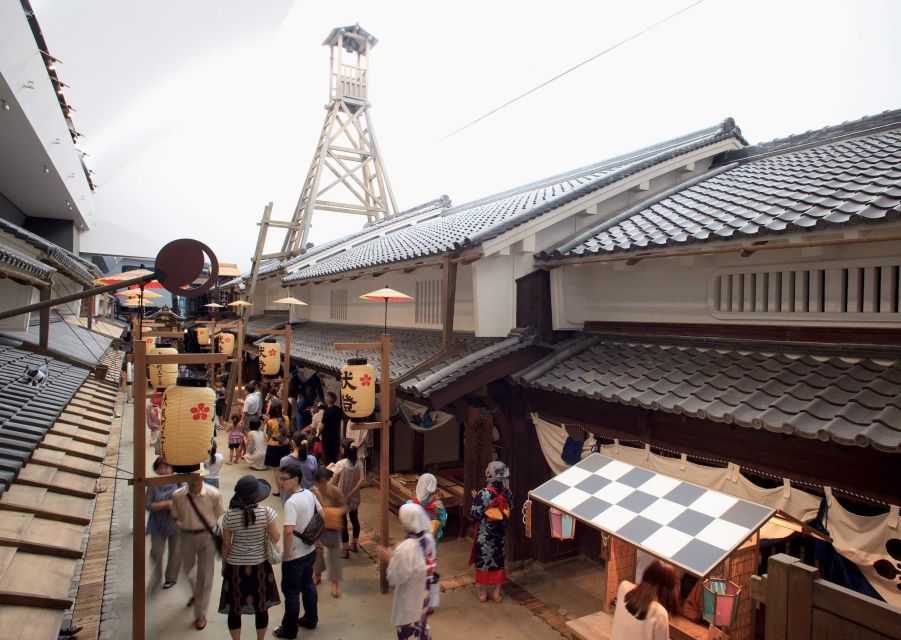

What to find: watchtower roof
left=322, top=24, right=378, bottom=54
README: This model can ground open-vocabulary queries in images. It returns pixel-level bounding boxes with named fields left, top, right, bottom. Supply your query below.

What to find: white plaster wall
left=473, top=255, right=515, bottom=337
left=291, top=264, right=475, bottom=332
left=0, top=280, right=35, bottom=331
left=554, top=233, right=901, bottom=328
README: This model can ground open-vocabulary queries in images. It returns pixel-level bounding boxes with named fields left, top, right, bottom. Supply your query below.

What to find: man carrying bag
left=273, top=465, right=322, bottom=638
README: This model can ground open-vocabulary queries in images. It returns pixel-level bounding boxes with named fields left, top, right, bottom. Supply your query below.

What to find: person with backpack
left=274, top=465, right=321, bottom=637
left=264, top=402, right=291, bottom=497
left=468, top=461, right=512, bottom=603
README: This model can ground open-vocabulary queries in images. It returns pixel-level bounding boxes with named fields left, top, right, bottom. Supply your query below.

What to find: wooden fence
left=751, top=553, right=901, bottom=640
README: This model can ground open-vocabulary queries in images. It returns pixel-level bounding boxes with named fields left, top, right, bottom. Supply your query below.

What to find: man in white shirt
left=241, top=381, right=262, bottom=427
left=273, top=465, right=320, bottom=638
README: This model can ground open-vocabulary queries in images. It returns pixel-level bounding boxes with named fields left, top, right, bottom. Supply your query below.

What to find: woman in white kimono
left=386, top=504, right=436, bottom=640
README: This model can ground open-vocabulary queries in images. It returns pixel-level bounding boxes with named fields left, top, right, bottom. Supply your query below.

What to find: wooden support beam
left=39, top=286, right=50, bottom=349
left=0, top=590, right=72, bottom=609
left=132, top=339, right=147, bottom=640
left=442, top=255, right=458, bottom=348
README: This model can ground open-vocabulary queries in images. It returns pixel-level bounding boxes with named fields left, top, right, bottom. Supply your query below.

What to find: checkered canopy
left=529, top=453, right=774, bottom=577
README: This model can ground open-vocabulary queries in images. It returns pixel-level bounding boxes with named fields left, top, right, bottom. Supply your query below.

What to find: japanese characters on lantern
left=339, top=357, right=375, bottom=418
left=148, top=346, right=178, bottom=389
left=259, top=340, right=280, bottom=376
left=216, top=332, right=235, bottom=356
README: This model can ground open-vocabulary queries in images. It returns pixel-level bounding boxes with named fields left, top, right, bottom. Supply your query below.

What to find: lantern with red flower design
left=339, top=357, right=376, bottom=418
left=258, top=339, right=281, bottom=376
left=196, top=326, right=210, bottom=346
left=215, top=332, right=235, bottom=356
left=148, top=346, right=178, bottom=389
left=159, top=378, right=215, bottom=471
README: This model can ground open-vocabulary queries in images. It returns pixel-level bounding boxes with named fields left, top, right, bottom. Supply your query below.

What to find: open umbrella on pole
left=360, top=286, right=414, bottom=333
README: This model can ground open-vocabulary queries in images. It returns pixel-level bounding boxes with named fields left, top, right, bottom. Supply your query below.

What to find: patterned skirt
left=218, top=561, right=281, bottom=615
left=395, top=584, right=431, bottom=640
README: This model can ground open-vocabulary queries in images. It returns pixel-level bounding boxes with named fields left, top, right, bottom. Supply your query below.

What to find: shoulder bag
left=264, top=508, right=282, bottom=564
left=187, top=492, right=223, bottom=556
left=291, top=491, right=324, bottom=544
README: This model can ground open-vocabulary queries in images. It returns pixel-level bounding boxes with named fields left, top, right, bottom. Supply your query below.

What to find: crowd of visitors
left=145, top=374, right=521, bottom=639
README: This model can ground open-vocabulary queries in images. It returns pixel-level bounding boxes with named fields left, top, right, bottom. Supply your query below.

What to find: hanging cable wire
left=438, top=0, right=706, bottom=142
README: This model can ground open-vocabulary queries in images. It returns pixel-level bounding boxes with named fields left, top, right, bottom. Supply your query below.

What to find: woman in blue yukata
left=387, top=504, right=436, bottom=639
left=469, top=460, right=512, bottom=603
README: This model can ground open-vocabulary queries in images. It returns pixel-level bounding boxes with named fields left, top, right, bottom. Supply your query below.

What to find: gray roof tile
left=513, top=335, right=901, bottom=453
left=284, top=120, right=746, bottom=284
left=0, top=311, right=112, bottom=366
left=544, top=110, right=901, bottom=260
left=0, top=244, right=56, bottom=281
left=0, top=218, right=97, bottom=283
left=254, top=322, right=535, bottom=398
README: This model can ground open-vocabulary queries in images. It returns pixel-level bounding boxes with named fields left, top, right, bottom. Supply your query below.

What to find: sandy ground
left=96, top=397, right=586, bottom=639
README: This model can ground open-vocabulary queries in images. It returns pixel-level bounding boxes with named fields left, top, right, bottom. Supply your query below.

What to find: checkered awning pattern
left=530, top=453, right=774, bottom=577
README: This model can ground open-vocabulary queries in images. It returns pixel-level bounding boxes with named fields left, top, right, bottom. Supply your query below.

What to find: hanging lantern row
left=196, top=326, right=210, bottom=346
left=339, top=357, right=375, bottom=418
left=258, top=339, right=281, bottom=376
left=216, top=332, right=235, bottom=356
left=160, top=378, right=215, bottom=472
left=148, top=346, right=178, bottom=389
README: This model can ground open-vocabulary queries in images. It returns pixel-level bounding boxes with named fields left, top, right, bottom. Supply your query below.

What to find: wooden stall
left=527, top=453, right=783, bottom=640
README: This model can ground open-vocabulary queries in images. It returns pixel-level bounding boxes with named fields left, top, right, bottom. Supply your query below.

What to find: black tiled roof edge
left=460, top=118, right=746, bottom=247
left=715, top=108, right=901, bottom=163
left=0, top=217, right=97, bottom=283
left=218, top=197, right=453, bottom=288
left=0, top=311, right=112, bottom=367
left=540, top=109, right=901, bottom=260
left=252, top=321, right=502, bottom=396
left=0, top=244, right=57, bottom=281
left=245, top=311, right=289, bottom=337
left=407, top=327, right=539, bottom=397
left=512, top=333, right=901, bottom=453
left=281, top=119, right=746, bottom=284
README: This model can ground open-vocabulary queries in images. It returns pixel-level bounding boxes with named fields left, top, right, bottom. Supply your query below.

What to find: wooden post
left=86, top=294, right=94, bottom=330
left=39, top=286, right=51, bottom=349
left=764, top=553, right=811, bottom=640
left=132, top=339, right=147, bottom=640
left=441, top=256, right=457, bottom=348
left=281, top=324, right=291, bottom=411
left=379, top=332, right=391, bottom=593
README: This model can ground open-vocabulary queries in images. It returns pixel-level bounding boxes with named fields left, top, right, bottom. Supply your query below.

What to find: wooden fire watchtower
left=281, top=24, right=399, bottom=256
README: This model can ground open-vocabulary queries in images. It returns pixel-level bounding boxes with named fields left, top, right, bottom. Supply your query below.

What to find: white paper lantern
left=148, top=346, right=178, bottom=389
left=160, top=378, right=215, bottom=471
left=196, top=326, right=210, bottom=346
left=216, top=332, right=235, bottom=356
left=258, top=340, right=280, bottom=376
left=339, top=357, right=376, bottom=418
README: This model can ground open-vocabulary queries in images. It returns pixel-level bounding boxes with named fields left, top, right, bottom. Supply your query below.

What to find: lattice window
left=710, top=259, right=901, bottom=320
left=415, top=280, right=442, bottom=325
left=330, top=289, right=347, bottom=320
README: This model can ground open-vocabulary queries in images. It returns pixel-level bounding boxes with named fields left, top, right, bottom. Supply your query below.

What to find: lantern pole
left=378, top=332, right=391, bottom=593
left=132, top=339, right=148, bottom=640
left=281, top=324, right=291, bottom=411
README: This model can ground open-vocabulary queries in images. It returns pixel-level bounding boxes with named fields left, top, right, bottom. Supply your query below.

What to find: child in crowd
left=226, top=414, right=244, bottom=464
left=204, top=441, right=224, bottom=488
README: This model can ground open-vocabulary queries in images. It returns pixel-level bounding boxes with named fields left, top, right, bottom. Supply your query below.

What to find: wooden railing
left=750, top=553, right=901, bottom=640
left=337, top=64, right=366, bottom=99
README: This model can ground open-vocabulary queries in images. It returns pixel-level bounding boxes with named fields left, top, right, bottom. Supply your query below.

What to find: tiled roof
left=0, top=243, right=56, bottom=281
left=283, top=120, right=745, bottom=283
left=255, top=322, right=503, bottom=395
left=245, top=311, right=289, bottom=337
left=216, top=197, right=453, bottom=289
left=1, top=311, right=112, bottom=367
left=543, top=109, right=901, bottom=259
left=0, top=345, right=90, bottom=495
left=0, top=218, right=98, bottom=283
left=513, top=335, right=901, bottom=453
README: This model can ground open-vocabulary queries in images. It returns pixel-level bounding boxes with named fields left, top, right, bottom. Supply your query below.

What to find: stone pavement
left=95, top=400, right=584, bottom=639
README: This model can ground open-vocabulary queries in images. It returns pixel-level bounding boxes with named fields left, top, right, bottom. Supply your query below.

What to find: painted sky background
left=30, top=0, right=901, bottom=268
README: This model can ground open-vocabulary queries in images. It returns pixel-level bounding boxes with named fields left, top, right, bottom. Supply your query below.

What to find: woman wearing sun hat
left=219, top=475, right=281, bottom=639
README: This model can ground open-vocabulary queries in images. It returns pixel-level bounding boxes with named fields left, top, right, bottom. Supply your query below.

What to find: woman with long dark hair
left=611, top=560, right=680, bottom=640
left=279, top=431, right=317, bottom=497
left=219, top=475, right=280, bottom=640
